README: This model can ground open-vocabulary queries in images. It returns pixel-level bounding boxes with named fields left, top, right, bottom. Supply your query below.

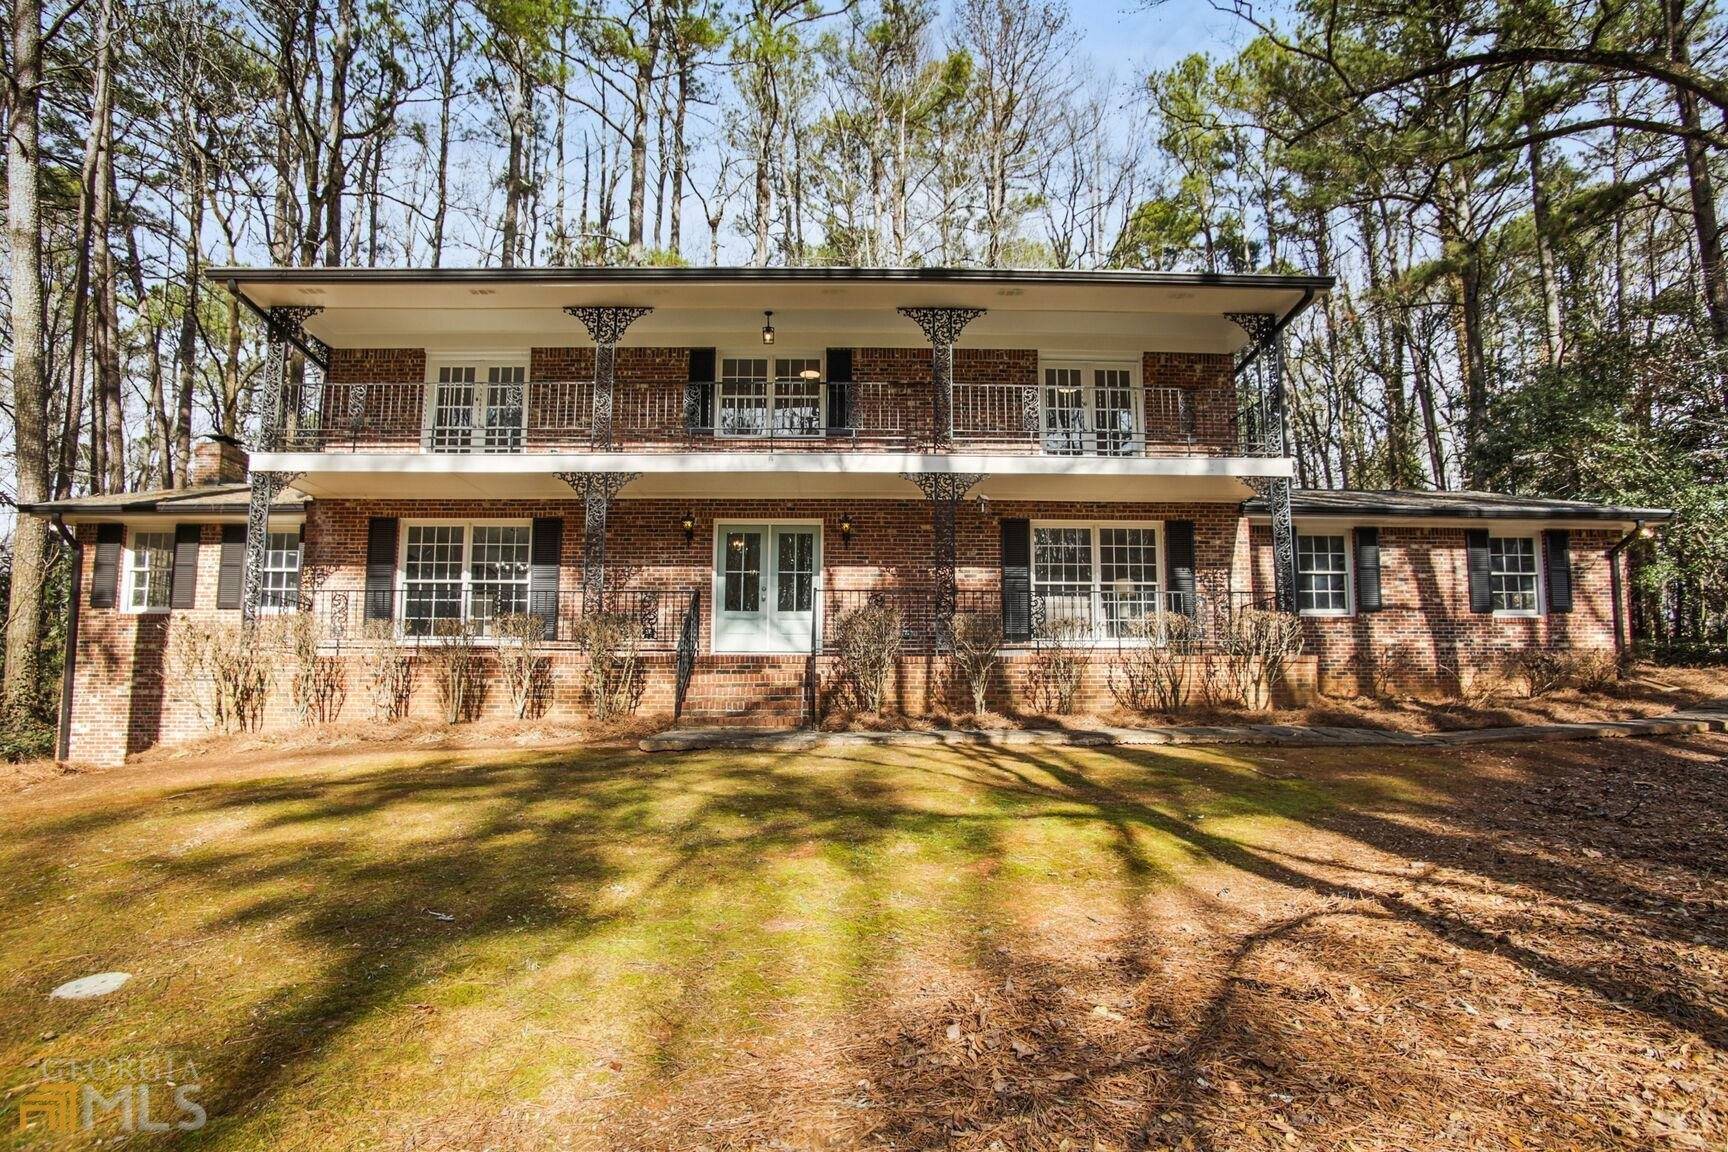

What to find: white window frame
left=1037, top=359, right=1144, bottom=457
left=1029, top=519, right=1165, bottom=644
left=123, top=527, right=176, bottom=614
left=1488, top=534, right=1543, bottom=618
left=716, top=352, right=826, bottom=440
left=1294, top=525, right=1353, bottom=617
left=422, top=356, right=529, bottom=453
left=258, top=530, right=304, bottom=613
left=396, top=519, right=534, bottom=638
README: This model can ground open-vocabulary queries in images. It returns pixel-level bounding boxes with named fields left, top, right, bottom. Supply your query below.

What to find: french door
left=428, top=364, right=526, bottom=453
left=713, top=523, right=820, bottom=653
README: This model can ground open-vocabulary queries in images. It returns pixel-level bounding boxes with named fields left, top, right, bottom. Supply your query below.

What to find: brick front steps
left=676, top=658, right=811, bottom=727
left=640, top=706, right=1728, bottom=753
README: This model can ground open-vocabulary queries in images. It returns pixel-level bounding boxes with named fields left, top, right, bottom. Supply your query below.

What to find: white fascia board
left=1242, top=512, right=1644, bottom=532
left=251, top=451, right=1294, bottom=479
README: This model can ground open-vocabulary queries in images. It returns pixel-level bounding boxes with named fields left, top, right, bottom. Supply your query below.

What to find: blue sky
left=1067, top=0, right=1258, bottom=77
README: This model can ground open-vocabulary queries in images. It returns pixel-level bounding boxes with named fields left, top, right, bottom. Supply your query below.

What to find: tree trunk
left=58, top=0, right=113, bottom=499
left=669, top=57, right=688, bottom=255
left=1665, top=0, right=1728, bottom=347
left=174, top=155, right=206, bottom=486
left=1526, top=121, right=1565, bottom=367
left=5, top=0, right=51, bottom=721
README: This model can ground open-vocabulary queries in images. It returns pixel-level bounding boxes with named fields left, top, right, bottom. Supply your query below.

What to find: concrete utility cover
left=50, top=972, right=131, bottom=1000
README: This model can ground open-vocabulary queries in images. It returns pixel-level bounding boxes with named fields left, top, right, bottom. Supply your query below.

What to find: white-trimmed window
left=1296, top=533, right=1350, bottom=615
left=1489, top=536, right=1540, bottom=615
left=427, top=363, right=527, bottom=453
left=400, top=521, right=531, bottom=636
left=1031, top=522, right=1161, bottom=640
left=126, top=530, right=175, bottom=612
left=1041, top=362, right=1142, bottom=457
left=261, top=532, right=303, bottom=610
left=719, top=356, right=823, bottom=438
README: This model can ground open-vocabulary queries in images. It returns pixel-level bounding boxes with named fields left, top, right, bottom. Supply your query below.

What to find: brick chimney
left=190, top=434, right=249, bottom=486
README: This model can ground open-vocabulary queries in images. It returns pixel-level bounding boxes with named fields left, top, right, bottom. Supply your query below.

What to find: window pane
left=1033, top=526, right=1094, bottom=634
left=1042, top=368, right=1086, bottom=455
left=718, top=381, right=768, bottom=436
left=482, top=366, right=525, bottom=453
left=1098, top=527, right=1159, bottom=636
left=1489, top=537, right=1538, bottom=612
left=724, top=532, right=761, bottom=612
left=775, top=531, right=814, bottom=612
left=261, top=531, right=302, bottom=609
left=1297, top=534, right=1348, bottom=613
left=1092, top=368, right=1139, bottom=457
left=129, top=531, right=174, bottom=610
left=469, top=525, right=530, bottom=631
left=431, top=366, right=476, bottom=453
left=404, top=525, right=464, bottom=634
left=771, top=360, right=823, bottom=437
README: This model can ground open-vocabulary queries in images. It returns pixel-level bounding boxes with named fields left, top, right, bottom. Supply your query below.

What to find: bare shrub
left=283, top=610, right=347, bottom=725
left=1109, top=611, right=1202, bottom=713
left=1030, top=615, right=1089, bottom=714
left=573, top=610, right=642, bottom=722
left=168, top=617, right=273, bottom=733
left=948, top=610, right=1002, bottom=714
left=1515, top=648, right=1621, bottom=697
left=835, top=600, right=902, bottom=715
left=357, top=621, right=416, bottom=720
left=426, top=619, right=485, bottom=723
left=495, top=612, right=549, bottom=719
left=1217, top=608, right=1304, bottom=711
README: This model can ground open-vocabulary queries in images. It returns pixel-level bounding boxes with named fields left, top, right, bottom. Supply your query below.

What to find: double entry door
left=713, top=523, right=820, bottom=653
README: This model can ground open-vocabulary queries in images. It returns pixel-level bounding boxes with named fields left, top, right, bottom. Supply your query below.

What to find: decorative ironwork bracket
left=253, top=306, right=329, bottom=453
left=241, top=470, right=303, bottom=629
left=565, top=306, right=653, bottom=450
left=898, top=307, right=986, bottom=450
left=557, top=471, right=639, bottom=610
left=903, top=471, right=986, bottom=648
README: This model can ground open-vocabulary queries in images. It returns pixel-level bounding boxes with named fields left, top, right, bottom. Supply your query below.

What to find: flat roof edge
left=208, top=265, right=1336, bottom=291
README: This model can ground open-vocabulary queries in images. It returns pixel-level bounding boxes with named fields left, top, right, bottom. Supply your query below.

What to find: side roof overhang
left=1241, top=488, right=1672, bottom=529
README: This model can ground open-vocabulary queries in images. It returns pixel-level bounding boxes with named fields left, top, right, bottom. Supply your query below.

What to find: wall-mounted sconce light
left=761, top=310, right=776, bottom=346
left=839, top=512, right=854, bottom=543
left=680, top=511, right=696, bottom=544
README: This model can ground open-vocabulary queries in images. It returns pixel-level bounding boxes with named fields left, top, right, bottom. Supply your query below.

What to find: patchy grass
left=2, top=733, right=1726, bottom=1150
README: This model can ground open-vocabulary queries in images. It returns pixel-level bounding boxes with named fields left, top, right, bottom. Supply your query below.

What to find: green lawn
left=2, top=735, right=1721, bottom=1150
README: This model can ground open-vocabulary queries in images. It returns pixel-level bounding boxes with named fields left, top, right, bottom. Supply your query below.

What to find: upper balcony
left=275, top=374, right=1278, bottom=458
left=217, top=266, right=1327, bottom=496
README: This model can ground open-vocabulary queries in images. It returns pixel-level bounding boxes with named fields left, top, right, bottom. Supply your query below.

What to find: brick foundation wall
left=1249, top=524, right=1624, bottom=695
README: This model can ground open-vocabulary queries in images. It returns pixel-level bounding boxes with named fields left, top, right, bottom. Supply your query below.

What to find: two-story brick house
left=25, top=267, right=1669, bottom=763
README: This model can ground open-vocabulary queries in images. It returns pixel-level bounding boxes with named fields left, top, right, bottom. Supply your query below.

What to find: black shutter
left=1544, top=529, right=1573, bottom=614
left=687, top=348, right=715, bottom=432
left=217, top=524, right=246, bottom=609
left=1164, top=520, right=1196, bottom=616
left=1466, top=529, right=1492, bottom=613
left=1000, top=518, right=1032, bottom=641
left=1354, top=526, right=1382, bottom=612
left=826, top=347, right=853, bottom=434
left=170, top=524, right=201, bottom=609
left=90, top=523, right=124, bottom=608
left=364, top=517, right=398, bottom=621
left=530, top=516, right=563, bottom=638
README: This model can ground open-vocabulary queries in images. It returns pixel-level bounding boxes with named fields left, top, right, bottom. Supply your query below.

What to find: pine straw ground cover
left=2, top=733, right=1725, bottom=1151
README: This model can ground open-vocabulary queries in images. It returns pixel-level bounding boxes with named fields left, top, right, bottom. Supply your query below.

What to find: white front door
left=714, top=523, right=820, bottom=653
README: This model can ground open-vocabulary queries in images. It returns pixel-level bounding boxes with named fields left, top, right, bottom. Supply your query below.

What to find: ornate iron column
left=242, top=306, right=322, bottom=629
left=898, top=307, right=985, bottom=450
left=1229, top=311, right=1297, bottom=614
left=557, top=471, right=639, bottom=612
left=565, top=306, right=653, bottom=449
left=902, top=471, right=986, bottom=648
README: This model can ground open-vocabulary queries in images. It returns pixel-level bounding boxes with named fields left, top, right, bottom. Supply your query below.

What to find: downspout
left=50, top=514, right=82, bottom=762
left=1606, top=519, right=1645, bottom=655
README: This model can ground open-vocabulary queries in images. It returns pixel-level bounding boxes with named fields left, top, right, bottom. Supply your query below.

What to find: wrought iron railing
left=291, top=585, right=699, bottom=650
left=269, top=378, right=1268, bottom=456
left=674, top=588, right=701, bottom=719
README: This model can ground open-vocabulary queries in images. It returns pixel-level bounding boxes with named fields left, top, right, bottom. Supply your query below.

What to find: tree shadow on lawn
left=3, top=734, right=1724, bottom=1149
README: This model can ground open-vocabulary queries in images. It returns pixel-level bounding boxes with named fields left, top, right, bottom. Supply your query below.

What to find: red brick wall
left=328, top=347, right=426, bottom=383
left=1143, top=352, right=1238, bottom=454
left=1249, top=524, right=1623, bottom=694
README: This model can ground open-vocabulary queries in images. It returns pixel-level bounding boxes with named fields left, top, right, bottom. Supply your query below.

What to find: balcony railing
left=274, top=378, right=1266, bottom=456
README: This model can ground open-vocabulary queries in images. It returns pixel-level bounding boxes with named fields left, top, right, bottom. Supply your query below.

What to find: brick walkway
left=639, top=706, right=1728, bottom=753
